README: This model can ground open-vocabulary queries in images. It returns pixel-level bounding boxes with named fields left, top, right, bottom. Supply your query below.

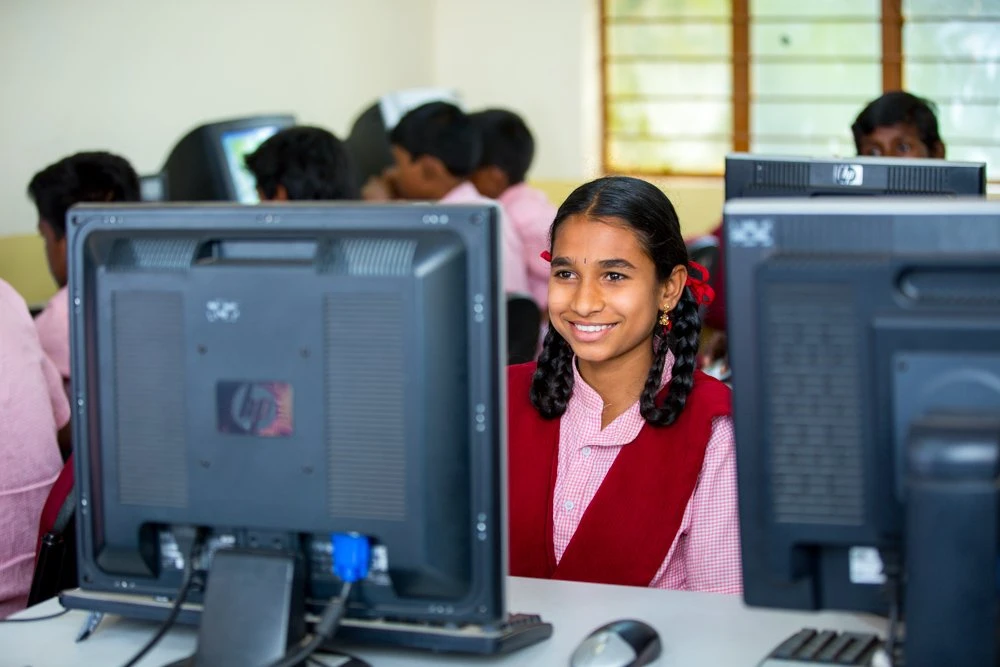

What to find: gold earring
left=658, top=309, right=670, bottom=327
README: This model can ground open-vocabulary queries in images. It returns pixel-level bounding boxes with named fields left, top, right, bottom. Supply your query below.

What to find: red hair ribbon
left=540, top=250, right=552, bottom=262
left=686, top=261, right=715, bottom=306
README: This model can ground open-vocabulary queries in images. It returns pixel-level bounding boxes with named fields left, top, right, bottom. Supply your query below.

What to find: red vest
left=507, top=362, right=732, bottom=587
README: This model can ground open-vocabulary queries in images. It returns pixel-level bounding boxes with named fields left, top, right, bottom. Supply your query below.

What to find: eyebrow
left=550, top=256, right=637, bottom=270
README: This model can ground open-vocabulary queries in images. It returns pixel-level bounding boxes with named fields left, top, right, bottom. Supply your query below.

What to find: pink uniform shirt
left=33, top=285, right=70, bottom=381
left=498, top=183, right=556, bottom=308
left=441, top=182, right=529, bottom=296
left=0, top=279, right=70, bottom=617
left=553, top=355, right=742, bottom=594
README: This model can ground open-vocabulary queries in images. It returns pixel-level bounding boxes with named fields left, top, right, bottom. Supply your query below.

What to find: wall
left=0, top=0, right=435, bottom=302
left=0, top=0, right=728, bottom=305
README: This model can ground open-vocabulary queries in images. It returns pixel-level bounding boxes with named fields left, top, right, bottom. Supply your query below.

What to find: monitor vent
left=113, top=290, right=189, bottom=508
left=754, top=160, right=810, bottom=186
left=887, top=165, right=948, bottom=193
left=318, top=238, right=417, bottom=276
left=764, top=283, right=864, bottom=526
left=107, top=239, right=198, bottom=270
left=324, top=292, right=407, bottom=521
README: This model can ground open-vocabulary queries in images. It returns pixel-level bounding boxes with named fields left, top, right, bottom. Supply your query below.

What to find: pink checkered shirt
left=552, top=354, right=742, bottom=594
left=34, top=285, right=70, bottom=381
left=0, top=279, right=70, bottom=618
left=498, top=183, right=556, bottom=308
left=441, top=182, right=529, bottom=297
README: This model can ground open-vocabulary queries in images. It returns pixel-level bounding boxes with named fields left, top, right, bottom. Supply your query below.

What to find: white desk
left=1, top=577, right=884, bottom=667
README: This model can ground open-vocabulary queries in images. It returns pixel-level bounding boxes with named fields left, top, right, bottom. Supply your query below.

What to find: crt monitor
left=62, top=202, right=550, bottom=662
left=726, top=197, right=1000, bottom=666
left=161, top=115, right=295, bottom=203
left=725, top=152, right=986, bottom=200
left=344, top=88, right=461, bottom=189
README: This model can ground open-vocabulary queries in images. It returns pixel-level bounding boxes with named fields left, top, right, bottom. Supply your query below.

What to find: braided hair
left=529, top=176, right=701, bottom=427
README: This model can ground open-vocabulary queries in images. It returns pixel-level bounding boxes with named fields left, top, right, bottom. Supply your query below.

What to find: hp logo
left=834, top=164, right=864, bottom=186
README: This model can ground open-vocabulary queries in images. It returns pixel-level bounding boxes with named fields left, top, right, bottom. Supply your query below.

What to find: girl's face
left=548, top=214, right=684, bottom=370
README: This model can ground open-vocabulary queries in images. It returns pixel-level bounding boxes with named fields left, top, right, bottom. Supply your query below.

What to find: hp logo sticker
left=834, top=164, right=864, bottom=186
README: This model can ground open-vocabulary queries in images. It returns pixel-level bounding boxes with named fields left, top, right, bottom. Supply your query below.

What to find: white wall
left=0, top=0, right=436, bottom=235
left=0, top=0, right=599, bottom=237
left=431, top=0, right=601, bottom=182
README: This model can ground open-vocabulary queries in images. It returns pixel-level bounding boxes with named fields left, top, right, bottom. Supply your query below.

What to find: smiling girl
left=507, top=176, right=741, bottom=594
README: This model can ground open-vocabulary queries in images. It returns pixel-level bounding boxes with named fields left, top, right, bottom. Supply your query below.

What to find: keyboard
left=759, top=628, right=883, bottom=666
left=327, top=612, right=553, bottom=654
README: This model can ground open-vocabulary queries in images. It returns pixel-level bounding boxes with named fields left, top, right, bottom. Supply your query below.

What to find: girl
left=507, top=176, right=740, bottom=594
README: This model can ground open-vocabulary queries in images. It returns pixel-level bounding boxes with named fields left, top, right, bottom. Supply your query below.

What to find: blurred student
left=469, top=109, right=554, bottom=308
left=244, top=126, right=358, bottom=201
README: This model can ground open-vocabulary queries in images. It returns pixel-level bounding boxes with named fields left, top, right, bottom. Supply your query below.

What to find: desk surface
left=1, top=577, right=884, bottom=667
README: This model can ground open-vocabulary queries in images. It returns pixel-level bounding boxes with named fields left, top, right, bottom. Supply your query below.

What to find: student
left=28, top=152, right=141, bottom=384
left=244, top=126, right=358, bottom=201
left=700, top=91, right=949, bottom=370
left=0, top=279, right=70, bottom=617
left=507, top=176, right=740, bottom=593
left=469, top=109, right=555, bottom=308
left=364, top=102, right=529, bottom=296
left=852, top=91, right=945, bottom=159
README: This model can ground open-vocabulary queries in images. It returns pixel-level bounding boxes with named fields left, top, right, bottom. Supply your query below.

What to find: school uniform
left=440, top=182, right=530, bottom=297
left=507, top=356, right=742, bottom=594
left=0, top=279, right=70, bottom=617
left=498, top=183, right=556, bottom=308
left=33, top=285, right=70, bottom=382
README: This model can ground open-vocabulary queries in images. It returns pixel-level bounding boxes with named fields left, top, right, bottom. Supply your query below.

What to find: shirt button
left=580, top=447, right=592, bottom=458
left=563, top=500, right=575, bottom=511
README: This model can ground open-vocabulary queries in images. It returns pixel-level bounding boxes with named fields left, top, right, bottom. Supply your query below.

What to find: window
left=603, top=0, right=1000, bottom=177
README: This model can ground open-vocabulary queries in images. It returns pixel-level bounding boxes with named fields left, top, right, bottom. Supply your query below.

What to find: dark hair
left=469, top=109, right=535, bottom=184
left=389, top=102, right=481, bottom=177
left=244, top=126, right=358, bottom=201
left=851, top=91, right=943, bottom=153
left=27, top=151, right=140, bottom=237
left=530, top=176, right=700, bottom=427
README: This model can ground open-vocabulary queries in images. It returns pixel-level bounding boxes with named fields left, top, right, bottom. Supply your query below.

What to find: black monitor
left=344, top=89, right=460, bottom=188
left=62, top=202, right=550, bottom=662
left=161, top=115, right=295, bottom=203
left=726, top=197, right=1000, bottom=665
left=725, top=153, right=986, bottom=200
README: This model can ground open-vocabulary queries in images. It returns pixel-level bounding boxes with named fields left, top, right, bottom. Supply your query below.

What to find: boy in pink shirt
left=469, top=109, right=555, bottom=309
left=0, top=278, right=71, bottom=617
left=362, top=102, right=529, bottom=296
left=28, top=152, right=141, bottom=384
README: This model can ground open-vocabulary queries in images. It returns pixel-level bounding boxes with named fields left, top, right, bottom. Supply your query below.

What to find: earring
left=659, top=309, right=671, bottom=332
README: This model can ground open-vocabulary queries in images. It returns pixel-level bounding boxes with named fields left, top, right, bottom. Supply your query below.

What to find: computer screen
left=725, top=197, right=1000, bottom=664
left=725, top=153, right=986, bottom=200
left=219, top=125, right=282, bottom=203
left=161, top=115, right=295, bottom=202
left=60, top=202, right=548, bottom=659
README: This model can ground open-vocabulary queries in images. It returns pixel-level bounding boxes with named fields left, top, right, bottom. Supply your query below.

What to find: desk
left=1, top=577, right=884, bottom=667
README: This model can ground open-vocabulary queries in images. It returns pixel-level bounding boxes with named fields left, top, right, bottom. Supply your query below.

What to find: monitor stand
left=168, top=548, right=306, bottom=667
left=904, top=414, right=1000, bottom=667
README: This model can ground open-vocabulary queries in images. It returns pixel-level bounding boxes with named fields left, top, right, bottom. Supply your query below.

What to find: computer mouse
left=569, top=619, right=662, bottom=667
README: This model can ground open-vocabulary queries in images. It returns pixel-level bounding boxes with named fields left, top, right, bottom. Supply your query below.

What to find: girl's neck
left=577, top=342, right=655, bottom=427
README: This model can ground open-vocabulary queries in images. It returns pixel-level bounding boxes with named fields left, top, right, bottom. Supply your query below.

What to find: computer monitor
left=62, top=202, right=550, bottom=661
left=161, top=115, right=295, bottom=203
left=344, top=89, right=461, bottom=189
left=726, top=197, right=1000, bottom=665
left=725, top=153, right=986, bottom=200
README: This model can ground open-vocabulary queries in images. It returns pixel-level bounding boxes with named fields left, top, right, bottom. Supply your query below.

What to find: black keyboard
left=759, top=628, right=882, bottom=666
left=327, top=611, right=553, bottom=655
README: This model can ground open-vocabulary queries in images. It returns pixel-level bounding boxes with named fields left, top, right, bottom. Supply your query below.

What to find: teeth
left=574, top=324, right=613, bottom=333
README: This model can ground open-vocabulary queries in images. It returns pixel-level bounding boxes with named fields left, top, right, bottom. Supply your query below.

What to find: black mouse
left=569, top=619, right=662, bottom=667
